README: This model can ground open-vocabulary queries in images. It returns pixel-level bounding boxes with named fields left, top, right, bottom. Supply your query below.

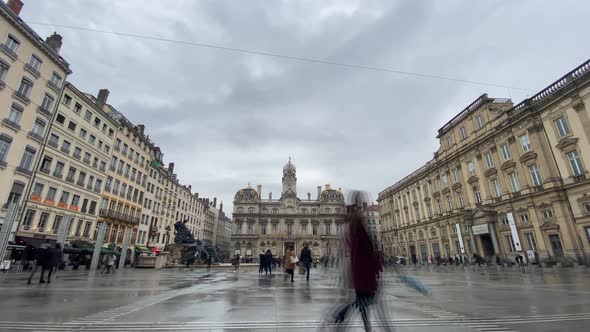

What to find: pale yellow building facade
left=0, top=1, right=71, bottom=231
left=379, top=60, right=590, bottom=265
left=16, top=83, right=117, bottom=244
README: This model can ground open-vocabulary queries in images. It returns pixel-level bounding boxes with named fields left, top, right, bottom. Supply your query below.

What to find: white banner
left=472, top=224, right=490, bottom=235
left=507, top=212, right=522, bottom=251
left=455, top=223, right=465, bottom=254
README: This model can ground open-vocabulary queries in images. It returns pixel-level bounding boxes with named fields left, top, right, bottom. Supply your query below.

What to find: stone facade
left=232, top=159, right=346, bottom=259
left=379, top=60, right=590, bottom=265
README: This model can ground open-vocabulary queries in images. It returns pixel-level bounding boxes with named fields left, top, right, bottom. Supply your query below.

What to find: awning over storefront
left=134, top=245, right=150, bottom=252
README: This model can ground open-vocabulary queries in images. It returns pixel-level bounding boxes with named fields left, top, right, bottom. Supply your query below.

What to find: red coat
left=349, top=212, right=380, bottom=293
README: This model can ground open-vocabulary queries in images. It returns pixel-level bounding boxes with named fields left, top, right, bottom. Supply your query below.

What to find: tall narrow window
left=476, top=114, right=484, bottom=129
left=4, top=34, right=20, bottom=53
left=555, top=116, right=571, bottom=138
left=457, top=191, right=465, bottom=208
left=566, top=151, right=585, bottom=176
left=529, top=164, right=543, bottom=186
left=17, top=77, right=33, bottom=98
left=460, top=126, right=467, bottom=140
left=452, top=168, right=460, bottom=183
left=19, top=146, right=36, bottom=171
left=27, top=54, right=42, bottom=72
left=501, top=143, right=511, bottom=160
left=508, top=172, right=521, bottom=192
left=0, top=135, right=12, bottom=162
left=41, top=94, right=54, bottom=112
left=467, top=161, right=475, bottom=176
left=519, top=134, right=532, bottom=152
left=485, top=152, right=494, bottom=168
left=491, top=178, right=502, bottom=197
left=8, top=104, right=23, bottom=125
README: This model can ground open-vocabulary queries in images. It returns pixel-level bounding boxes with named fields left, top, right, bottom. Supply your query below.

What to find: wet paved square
left=1, top=265, right=589, bottom=331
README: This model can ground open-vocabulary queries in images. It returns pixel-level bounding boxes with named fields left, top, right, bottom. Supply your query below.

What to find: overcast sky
left=20, top=0, right=590, bottom=213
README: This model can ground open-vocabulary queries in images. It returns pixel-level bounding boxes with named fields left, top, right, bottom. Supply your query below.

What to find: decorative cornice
left=555, top=137, right=578, bottom=151
left=484, top=167, right=498, bottom=177
left=501, top=160, right=516, bottom=172
left=519, top=151, right=538, bottom=164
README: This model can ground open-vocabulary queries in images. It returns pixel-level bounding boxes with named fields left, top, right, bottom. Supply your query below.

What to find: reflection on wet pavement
left=0, top=266, right=589, bottom=331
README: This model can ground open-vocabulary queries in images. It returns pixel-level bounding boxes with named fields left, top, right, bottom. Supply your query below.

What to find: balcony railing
left=99, top=209, right=140, bottom=224
left=533, top=185, right=544, bottom=193
left=37, top=106, right=52, bottom=118
left=27, top=131, right=43, bottom=143
left=40, top=167, right=50, bottom=174
left=12, top=91, right=30, bottom=105
left=573, top=174, right=587, bottom=183
left=73, top=152, right=81, bottom=160
left=15, top=166, right=32, bottom=176
left=2, top=118, right=21, bottom=131
left=61, top=146, right=70, bottom=154
left=76, top=179, right=85, bottom=187
left=65, top=176, right=75, bottom=183
left=53, top=172, right=63, bottom=179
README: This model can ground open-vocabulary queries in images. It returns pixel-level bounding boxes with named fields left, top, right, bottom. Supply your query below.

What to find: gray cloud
left=21, top=0, right=590, bottom=214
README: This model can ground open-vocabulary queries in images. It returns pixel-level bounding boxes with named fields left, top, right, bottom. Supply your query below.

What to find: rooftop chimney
left=7, top=0, right=23, bottom=16
left=137, top=124, right=145, bottom=134
left=44, top=32, right=63, bottom=54
left=195, top=193, right=199, bottom=199
left=213, top=197, right=217, bottom=208
left=220, top=201, right=223, bottom=212
left=317, top=186, right=322, bottom=199
left=96, top=89, right=109, bottom=108
left=168, top=162, right=175, bottom=174
left=256, top=185, right=262, bottom=197
left=188, top=185, right=191, bottom=191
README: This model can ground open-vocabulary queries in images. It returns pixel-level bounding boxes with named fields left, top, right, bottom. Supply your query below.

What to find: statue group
left=165, top=220, right=218, bottom=266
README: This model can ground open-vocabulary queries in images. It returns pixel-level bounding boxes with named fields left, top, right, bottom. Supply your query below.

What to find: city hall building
left=232, top=159, right=346, bottom=259
left=378, top=59, right=590, bottom=265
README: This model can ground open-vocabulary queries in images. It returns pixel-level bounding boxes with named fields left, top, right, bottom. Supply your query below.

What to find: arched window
left=262, top=208, right=268, bottom=214
left=272, top=208, right=278, bottom=214
left=418, top=230, right=424, bottom=240
left=248, top=207, right=255, bottom=214
left=246, top=242, right=252, bottom=249
left=311, top=208, right=317, bottom=214
left=430, top=228, right=437, bottom=238
left=324, top=207, right=331, bottom=214
left=236, top=207, right=244, bottom=213
left=301, top=208, right=308, bottom=214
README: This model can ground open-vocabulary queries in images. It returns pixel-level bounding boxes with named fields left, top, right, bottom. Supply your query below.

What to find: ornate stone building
left=379, top=59, right=590, bottom=265
left=232, top=159, right=346, bottom=259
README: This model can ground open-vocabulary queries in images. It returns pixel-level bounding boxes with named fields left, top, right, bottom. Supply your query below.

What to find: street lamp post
left=165, top=225, right=171, bottom=245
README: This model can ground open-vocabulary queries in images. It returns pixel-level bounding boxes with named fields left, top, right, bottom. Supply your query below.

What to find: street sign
left=472, top=224, right=490, bottom=235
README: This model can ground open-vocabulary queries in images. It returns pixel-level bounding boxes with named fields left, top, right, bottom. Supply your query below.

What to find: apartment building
left=0, top=0, right=71, bottom=231
left=16, top=83, right=117, bottom=244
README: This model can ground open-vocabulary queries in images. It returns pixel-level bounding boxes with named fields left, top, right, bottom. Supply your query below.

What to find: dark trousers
left=303, top=262, right=311, bottom=281
left=28, top=265, right=52, bottom=283
left=335, top=291, right=373, bottom=331
left=286, top=268, right=294, bottom=282
left=264, top=263, right=272, bottom=274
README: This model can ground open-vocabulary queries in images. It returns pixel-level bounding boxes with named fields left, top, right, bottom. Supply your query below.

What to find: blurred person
left=27, top=241, right=52, bottom=284
left=332, top=199, right=380, bottom=331
left=265, top=249, right=273, bottom=275
left=284, top=246, right=296, bottom=283
left=233, top=253, right=240, bottom=272
left=300, top=243, right=313, bottom=281
left=207, top=255, right=213, bottom=273
left=259, top=251, right=265, bottom=274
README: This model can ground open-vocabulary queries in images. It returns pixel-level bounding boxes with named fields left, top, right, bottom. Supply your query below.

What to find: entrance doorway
left=409, top=245, right=416, bottom=262
left=549, top=234, right=564, bottom=257
left=480, top=235, right=495, bottom=257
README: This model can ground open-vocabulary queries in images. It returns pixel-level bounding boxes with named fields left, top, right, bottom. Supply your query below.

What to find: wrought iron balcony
left=99, top=208, right=140, bottom=224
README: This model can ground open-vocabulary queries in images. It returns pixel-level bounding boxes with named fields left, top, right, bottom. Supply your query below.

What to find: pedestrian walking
left=27, top=242, right=53, bottom=284
left=284, top=246, right=297, bottom=283
left=264, top=249, right=273, bottom=275
left=515, top=254, right=525, bottom=273
left=233, top=254, right=240, bottom=272
left=102, top=253, right=117, bottom=274
left=300, top=243, right=313, bottom=281
left=333, top=199, right=381, bottom=331
left=259, top=252, right=265, bottom=274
